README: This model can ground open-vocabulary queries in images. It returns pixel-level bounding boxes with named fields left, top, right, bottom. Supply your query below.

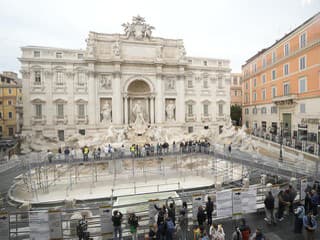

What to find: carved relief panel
left=99, top=74, right=112, bottom=93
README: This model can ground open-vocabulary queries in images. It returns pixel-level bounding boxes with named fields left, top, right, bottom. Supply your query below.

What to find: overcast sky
left=0, top=0, right=319, bottom=75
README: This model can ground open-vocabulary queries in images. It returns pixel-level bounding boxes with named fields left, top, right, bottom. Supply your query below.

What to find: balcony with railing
left=31, top=115, right=46, bottom=125
left=76, top=115, right=88, bottom=124
left=185, top=114, right=196, bottom=122
left=54, top=115, right=68, bottom=125
left=201, top=114, right=211, bottom=122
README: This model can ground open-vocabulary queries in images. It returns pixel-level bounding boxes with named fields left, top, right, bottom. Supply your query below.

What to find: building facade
left=242, top=12, right=320, bottom=152
left=19, top=16, right=231, bottom=141
left=0, top=71, right=23, bottom=137
left=230, top=73, right=242, bottom=106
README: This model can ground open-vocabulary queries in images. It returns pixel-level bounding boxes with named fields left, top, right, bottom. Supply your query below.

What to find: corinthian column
left=150, top=96, right=155, bottom=124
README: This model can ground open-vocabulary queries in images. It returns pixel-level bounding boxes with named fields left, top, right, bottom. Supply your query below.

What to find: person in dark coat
left=293, top=201, right=305, bottom=234
left=197, top=206, right=206, bottom=228
left=205, top=196, right=214, bottom=225
left=264, top=191, right=276, bottom=224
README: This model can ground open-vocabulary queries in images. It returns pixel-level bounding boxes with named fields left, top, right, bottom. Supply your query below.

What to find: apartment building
left=242, top=12, right=320, bottom=152
left=231, top=73, right=242, bottom=106
left=0, top=72, right=23, bottom=137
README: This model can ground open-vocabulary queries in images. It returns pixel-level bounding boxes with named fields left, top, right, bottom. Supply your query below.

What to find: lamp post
left=279, top=122, right=283, bottom=162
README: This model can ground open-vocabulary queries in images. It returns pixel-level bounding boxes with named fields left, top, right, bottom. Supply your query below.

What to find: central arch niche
left=127, top=80, right=151, bottom=94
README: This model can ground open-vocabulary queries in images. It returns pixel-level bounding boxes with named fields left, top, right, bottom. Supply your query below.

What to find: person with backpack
left=128, top=212, right=139, bottom=240
left=231, top=226, right=243, bottom=240
left=205, top=196, right=214, bottom=225
left=239, top=218, right=251, bottom=240
left=197, top=206, right=206, bottom=228
left=111, top=210, right=123, bottom=240
left=165, top=217, right=175, bottom=240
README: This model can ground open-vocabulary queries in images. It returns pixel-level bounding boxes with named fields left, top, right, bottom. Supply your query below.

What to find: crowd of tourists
left=263, top=182, right=319, bottom=240
left=46, top=139, right=212, bottom=163
left=107, top=196, right=267, bottom=240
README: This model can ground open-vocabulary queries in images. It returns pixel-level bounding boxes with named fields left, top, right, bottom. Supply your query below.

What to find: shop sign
left=301, top=118, right=320, bottom=125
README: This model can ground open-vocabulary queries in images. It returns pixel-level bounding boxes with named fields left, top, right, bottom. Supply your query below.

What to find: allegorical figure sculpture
left=101, top=101, right=112, bottom=123
left=122, top=15, right=155, bottom=40
left=132, top=100, right=146, bottom=126
left=166, top=100, right=176, bottom=121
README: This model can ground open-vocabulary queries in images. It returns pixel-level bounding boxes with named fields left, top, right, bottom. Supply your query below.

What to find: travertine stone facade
left=19, top=16, right=231, bottom=141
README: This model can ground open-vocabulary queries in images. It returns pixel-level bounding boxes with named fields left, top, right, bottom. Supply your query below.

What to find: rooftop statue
left=122, top=15, right=155, bottom=40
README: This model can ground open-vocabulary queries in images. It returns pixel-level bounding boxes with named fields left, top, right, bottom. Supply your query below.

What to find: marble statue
left=166, top=100, right=175, bottom=121
left=122, top=15, right=155, bottom=40
left=113, top=41, right=120, bottom=56
left=101, top=102, right=112, bottom=123
left=132, top=100, right=145, bottom=126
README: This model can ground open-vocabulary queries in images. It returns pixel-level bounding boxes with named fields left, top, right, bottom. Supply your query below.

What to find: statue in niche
left=113, top=41, right=120, bottom=56
left=166, top=100, right=176, bottom=121
left=132, top=100, right=146, bottom=126
left=100, top=75, right=112, bottom=89
left=101, top=101, right=112, bottom=123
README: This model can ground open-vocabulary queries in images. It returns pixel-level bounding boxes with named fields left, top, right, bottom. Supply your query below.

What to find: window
left=188, top=126, right=194, bottom=133
left=19, top=89, right=22, bottom=93
left=284, top=43, right=290, bottom=57
left=56, top=52, right=62, bottom=58
left=233, top=77, right=238, bottom=85
left=8, top=100, right=12, bottom=105
left=8, top=127, right=14, bottom=136
left=299, top=56, right=306, bottom=70
left=35, top=104, right=42, bottom=118
left=272, top=86, right=277, bottom=98
left=56, top=72, right=64, bottom=85
left=272, top=69, right=276, bottom=80
left=300, top=32, right=306, bottom=48
left=299, top=77, right=307, bottom=93
left=35, top=71, right=41, bottom=84
left=79, top=129, right=86, bottom=135
left=58, top=130, right=64, bottom=141
left=271, top=106, right=277, bottom=114
left=262, top=56, right=266, bottom=68
left=203, top=104, right=209, bottom=116
left=245, top=94, right=249, bottom=103
left=187, top=104, right=193, bottom=116
left=262, top=89, right=266, bottom=100
left=234, top=90, right=238, bottom=96
left=253, top=63, right=257, bottom=73
left=8, top=112, right=13, bottom=119
left=253, top=78, right=257, bottom=87
left=203, top=60, right=208, bottom=66
left=203, top=79, right=208, bottom=88
left=78, top=104, right=85, bottom=118
left=283, top=82, right=290, bottom=96
left=245, top=82, right=248, bottom=89
left=272, top=51, right=276, bottom=63
left=8, top=88, right=12, bottom=94
left=253, top=92, right=257, bottom=101
left=77, top=53, right=84, bottom=59
left=187, top=79, right=193, bottom=88
left=218, top=104, right=224, bottom=116
left=300, top=103, right=306, bottom=113
left=77, top=72, right=85, bottom=86
left=34, top=51, right=40, bottom=57
left=218, top=77, right=223, bottom=88
left=261, top=107, right=267, bottom=114
left=262, top=74, right=266, bottom=84
left=252, top=108, right=257, bottom=114
left=57, top=104, right=64, bottom=118
left=245, top=108, right=249, bottom=115
left=0, top=112, right=2, bottom=119
left=283, top=64, right=289, bottom=76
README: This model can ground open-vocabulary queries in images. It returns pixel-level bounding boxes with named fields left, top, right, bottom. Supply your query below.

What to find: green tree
left=230, top=105, right=242, bottom=126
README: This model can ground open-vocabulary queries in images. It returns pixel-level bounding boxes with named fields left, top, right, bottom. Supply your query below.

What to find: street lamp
left=279, top=122, right=283, bottom=162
